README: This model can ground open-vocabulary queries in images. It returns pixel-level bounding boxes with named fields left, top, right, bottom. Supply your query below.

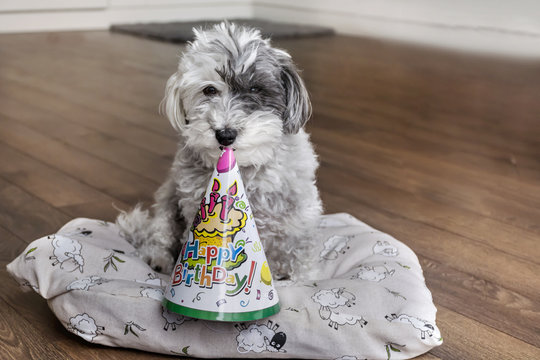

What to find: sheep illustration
left=140, top=287, right=164, bottom=301
left=49, top=235, right=84, bottom=273
left=373, top=241, right=399, bottom=257
left=67, top=275, right=105, bottom=291
left=162, top=308, right=189, bottom=331
left=135, top=273, right=163, bottom=287
left=311, top=288, right=368, bottom=330
left=351, top=264, right=395, bottom=282
left=235, top=320, right=287, bottom=353
left=385, top=313, right=436, bottom=340
left=67, top=313, right=104, bottom=342
left=320, top=235, right=350, bottom=260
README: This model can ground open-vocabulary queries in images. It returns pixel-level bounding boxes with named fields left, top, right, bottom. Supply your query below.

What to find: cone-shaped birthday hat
left=163, top=147, right=280, bottom=321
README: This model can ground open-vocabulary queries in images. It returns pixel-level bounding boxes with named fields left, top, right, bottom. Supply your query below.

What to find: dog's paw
left=146, top=253, right=175, bottom=274
left=138, top=245, right=175, bottom=274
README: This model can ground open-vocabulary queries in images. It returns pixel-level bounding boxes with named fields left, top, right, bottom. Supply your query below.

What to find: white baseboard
left=0, top=0, right=107, bottom=12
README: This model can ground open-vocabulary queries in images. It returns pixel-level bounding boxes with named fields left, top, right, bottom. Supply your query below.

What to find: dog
left=116, top=21, right=322, bottom=279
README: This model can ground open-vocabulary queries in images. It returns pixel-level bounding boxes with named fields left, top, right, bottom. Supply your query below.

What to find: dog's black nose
left=215, top=128, right=237, bottom=146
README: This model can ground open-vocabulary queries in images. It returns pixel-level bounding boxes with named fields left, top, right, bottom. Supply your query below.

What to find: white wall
left=253, top=0, right=540, bottom=57
left=1, top=0, right=540, bottom=57
left=0, top=0, right=252, bottom=33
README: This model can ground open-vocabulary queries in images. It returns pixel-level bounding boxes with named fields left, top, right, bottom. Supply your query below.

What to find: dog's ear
left=160, top=71, right=186, bottom=131
left=279, top=54, right=312, bottom=134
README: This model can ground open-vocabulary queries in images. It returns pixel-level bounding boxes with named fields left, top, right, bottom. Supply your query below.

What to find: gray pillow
left=7, top=213, right=442, bottom=359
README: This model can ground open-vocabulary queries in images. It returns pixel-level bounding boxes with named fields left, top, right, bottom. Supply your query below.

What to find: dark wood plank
left=431, top=305, right=540, bottom=359
left=310, top=105, right=540, bottom=189
left=0, top=177, right=71, bottom=242
left=287, top=36, right=540, bottom=142
left=0, top=142, right=131, bottom=226
left=0, top=96, right=171, bottom=184
left=0, top=143, right=114, bottom=208
left=0, top=225, right=27, bottom=262
left=0, top=296, right=69, bottom=359
left=0, top=115, right=157, bottom=205
left=422, top=256, right=540, bottom=347
left=0, top=78, right=178, bottom=157
left=0, top=35, right=176, bottom=138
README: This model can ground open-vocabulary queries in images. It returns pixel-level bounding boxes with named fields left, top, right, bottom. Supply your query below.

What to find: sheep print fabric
left=7, top=213, right=442, bottom=359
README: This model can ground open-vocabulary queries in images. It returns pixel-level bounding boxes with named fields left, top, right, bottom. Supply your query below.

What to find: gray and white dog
left=117, top=22, right=322, bottom=279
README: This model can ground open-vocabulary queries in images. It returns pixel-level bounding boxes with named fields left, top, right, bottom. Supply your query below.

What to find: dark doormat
left=110, top=18, right=334, bottom=43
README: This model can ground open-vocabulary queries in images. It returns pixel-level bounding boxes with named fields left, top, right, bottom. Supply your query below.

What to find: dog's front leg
left=144, top=176, right=186, bottom=273
left=118, top=176, right=185, bottom=273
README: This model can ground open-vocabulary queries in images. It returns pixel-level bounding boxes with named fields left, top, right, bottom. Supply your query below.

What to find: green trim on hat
left=162, top=299, right=280, bottom=322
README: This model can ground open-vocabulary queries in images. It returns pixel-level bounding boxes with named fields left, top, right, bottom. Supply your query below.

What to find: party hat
left=163, top=147, right=280, bottom=321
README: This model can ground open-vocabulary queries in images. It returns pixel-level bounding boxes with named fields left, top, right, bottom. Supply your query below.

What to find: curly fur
left=116, top=21, right=322, bottom=279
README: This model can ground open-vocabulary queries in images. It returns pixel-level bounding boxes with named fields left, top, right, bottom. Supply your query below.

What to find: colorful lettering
left=199, top=265, right=212, bottom=288
left=172, top=263, right=183, bottom=285
left=212, top=266, right=227, bottom=283
left=183, top=240, right=199, bottom=261
left=173, top=237, right=252, bottom=294
left=226, top=273, right=248, bottom=296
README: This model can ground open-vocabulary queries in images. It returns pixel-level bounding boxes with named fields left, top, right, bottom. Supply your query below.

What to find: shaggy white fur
left=116, top=22, right=322, bottom=279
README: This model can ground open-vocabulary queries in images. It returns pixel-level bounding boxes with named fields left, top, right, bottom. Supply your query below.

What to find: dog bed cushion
left=7, top=213, right=442, bottom=359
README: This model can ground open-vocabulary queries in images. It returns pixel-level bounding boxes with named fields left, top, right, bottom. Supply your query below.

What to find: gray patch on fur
left=216, top=51, right=286, bottom=116
left=280, top=59, right=312, bottom=134
left=208, top=24, right=311, bottom=133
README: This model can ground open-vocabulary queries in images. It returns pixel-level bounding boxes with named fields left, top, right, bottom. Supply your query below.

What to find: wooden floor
left=0, top=30, right=539, bottom=359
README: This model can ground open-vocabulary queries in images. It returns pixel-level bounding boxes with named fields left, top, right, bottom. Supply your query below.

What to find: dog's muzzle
left=215, top=128, right=237, bottom=146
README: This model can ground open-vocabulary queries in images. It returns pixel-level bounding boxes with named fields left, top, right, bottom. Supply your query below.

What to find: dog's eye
left=249, top=86, right=262, bottom=93
left=203, top=86, right=218, bottom=96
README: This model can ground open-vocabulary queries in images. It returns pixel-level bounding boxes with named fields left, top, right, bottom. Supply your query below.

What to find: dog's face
left=162, top=22, right=311, bottom=167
